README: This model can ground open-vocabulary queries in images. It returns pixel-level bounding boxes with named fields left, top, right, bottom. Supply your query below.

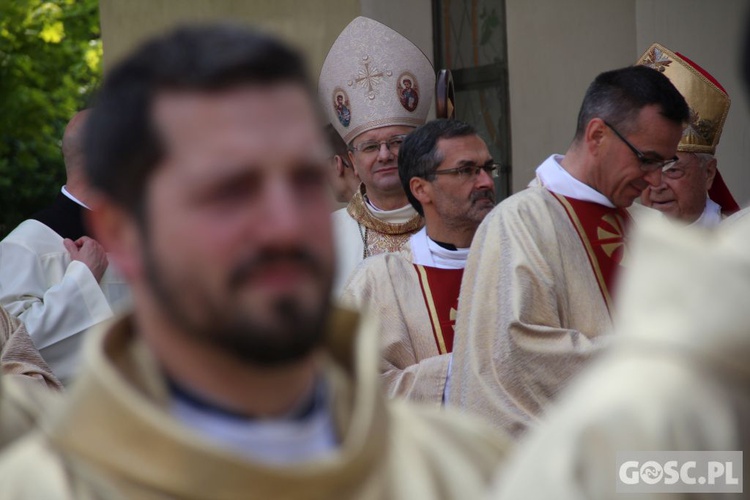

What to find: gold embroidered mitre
left=636, top=43, right=730, bottom=155
left=319, top=17, right=435, bottom=144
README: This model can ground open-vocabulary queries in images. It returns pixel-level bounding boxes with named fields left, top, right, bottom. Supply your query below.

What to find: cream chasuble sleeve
left=341, top=250, right=450, bottom=404
left=0, top=376, right=63, bottom=451
left=448, top=187, right=613, bottom=438
left=0, top=248, right=112, bottom=351
left=0, top=221, right=114, bottom=350
left=0, top=302, right=64, bottom=450
left=0, top=221, right=120, bottom=383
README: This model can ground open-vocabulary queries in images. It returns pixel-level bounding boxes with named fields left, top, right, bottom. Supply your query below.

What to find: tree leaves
left=0, top=0, right=101, bottom=236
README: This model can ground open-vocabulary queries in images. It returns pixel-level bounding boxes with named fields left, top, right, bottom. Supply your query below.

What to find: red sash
left=550, top=192, right=631, bottom=313
left=413, top=265, right=464, bottom=354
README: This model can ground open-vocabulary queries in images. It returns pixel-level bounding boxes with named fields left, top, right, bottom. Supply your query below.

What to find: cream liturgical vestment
left=0, top=308, right=510, bottom=499
left=0, top=306, right=63, bottom=449
left=0, top=220, right=130, bottom=384
left=448, top=155, right=628, bottom=438
left=0, top=373, right=62, bottom=451
left=341, top=227, right=468, bottom=404
left=490, top=214, right=750, bottom=500
left=333, top=187, right=423, bottom=294
left=0, top=306, right=61, bottom=390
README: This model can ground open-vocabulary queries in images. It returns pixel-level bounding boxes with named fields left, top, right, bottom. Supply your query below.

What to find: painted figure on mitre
left=397, top=74, right=419, bottom=112
left=334, top=90, right=351, bottom=127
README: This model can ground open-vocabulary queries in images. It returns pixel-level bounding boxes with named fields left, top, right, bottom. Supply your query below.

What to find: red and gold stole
left=550, top=192, right=632, bottom=314
left=413, top=265, right=464, bottom=354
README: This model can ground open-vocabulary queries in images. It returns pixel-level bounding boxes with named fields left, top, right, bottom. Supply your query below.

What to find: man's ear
left=410, top=176, right=431, bottom=207
left=85, top=194, right=143, bottom=282
left=704, top=157, right=718, bottom=190
left=584, top=118, right=608, bottom=156
left=347, top=151, right=359, bottom=179
left=334, top=155, right=347, bottom=178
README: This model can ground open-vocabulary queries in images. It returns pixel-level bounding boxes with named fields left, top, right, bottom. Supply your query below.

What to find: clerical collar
left=167, top=376, right=324, bottom=422
left=363, top=194, right=416, bottom=222
left=169, top=376, right=338, bottom=464
left=431, top=239, right=458, bottom=251
left=61, top=186, right=90, bottom=210
left=535, top=154, right=615, bottom=208
left=410, top=227, right=469, bottom=269
left=364, top=195, right=387, bottom=213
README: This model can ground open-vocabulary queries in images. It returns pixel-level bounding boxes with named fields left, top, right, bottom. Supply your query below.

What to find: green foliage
left=0, top=0, right=101, bottom=236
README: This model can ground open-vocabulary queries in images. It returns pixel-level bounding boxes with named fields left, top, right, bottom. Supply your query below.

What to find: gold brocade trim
left=364, top=230, right=412, bottom=258
left=346, top=189, right=424, bottom=235
left=414, top=264, right=448, bottom=355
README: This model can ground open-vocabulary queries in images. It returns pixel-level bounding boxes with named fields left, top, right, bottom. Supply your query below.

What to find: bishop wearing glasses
left=341, top=119, right=496, bottom=404
left=447, top=65, right=689, bottom=439
left=319, top=17, right=434, bottom=295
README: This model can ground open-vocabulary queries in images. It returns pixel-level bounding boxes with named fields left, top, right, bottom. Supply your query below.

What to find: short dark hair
left=398, top=119, right=477, bottom=216
left=84, top=24, right=312, bottom=218
left=574, top=65, right=689, bottom=140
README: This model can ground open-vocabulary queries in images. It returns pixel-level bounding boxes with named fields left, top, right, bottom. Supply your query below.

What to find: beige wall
left=505, top=0, right=637, bottom=191
left=99, top=0, right=433, bottom=89
left=506, top=0, right=750, bottom=206
left=360, top=0, right=434, bottom=64
left=99, top=0, right=359, bottom=76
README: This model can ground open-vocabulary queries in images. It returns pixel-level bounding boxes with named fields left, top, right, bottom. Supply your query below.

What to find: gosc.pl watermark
left=616, top=451, right=742, bottom=493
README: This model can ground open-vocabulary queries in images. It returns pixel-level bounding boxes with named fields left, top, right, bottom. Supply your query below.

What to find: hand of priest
left=64, top=237, right=108, bottom=282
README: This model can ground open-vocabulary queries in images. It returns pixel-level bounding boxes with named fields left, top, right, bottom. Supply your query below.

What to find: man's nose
left=475, top=167, right=495, bottom=189
left=259, top=180, right=303, bottom=244
left=376, top=142, right=395, bottom=161
left=643, top=167, right=663, bottom=188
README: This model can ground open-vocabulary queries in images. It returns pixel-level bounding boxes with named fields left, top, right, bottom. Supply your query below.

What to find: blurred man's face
left=640, top=152, right=714, bottom=223
left=139, top=84, right=334, bottom=366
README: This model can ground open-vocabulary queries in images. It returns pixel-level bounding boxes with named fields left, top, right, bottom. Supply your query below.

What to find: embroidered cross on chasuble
left=551, top=192, right=632, bottom=313
left=413, top=265, right=464, bottom=354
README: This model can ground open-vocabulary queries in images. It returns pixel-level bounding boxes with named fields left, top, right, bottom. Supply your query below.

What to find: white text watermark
left=616, top=451, right=742, bottom=493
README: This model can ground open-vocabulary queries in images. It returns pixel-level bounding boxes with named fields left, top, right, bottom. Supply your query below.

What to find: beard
left=142, top=242, right=332, bottom=368
left=468, top=189, right=496, bottom=221
left=436, top=187, right=497, bottom=232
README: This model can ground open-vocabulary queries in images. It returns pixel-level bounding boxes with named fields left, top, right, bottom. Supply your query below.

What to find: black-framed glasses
left=432, top=163, right=499, bottom=181
left=349, top=134, right=407, bottom=155
left=603, top=121, right=678, bottom=172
